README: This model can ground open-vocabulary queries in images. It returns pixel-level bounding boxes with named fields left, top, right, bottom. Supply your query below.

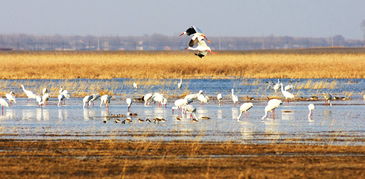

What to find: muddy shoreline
left=0, top=139, right=364, bottom=178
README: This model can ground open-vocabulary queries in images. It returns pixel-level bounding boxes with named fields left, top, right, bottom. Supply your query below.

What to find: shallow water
left=0, top=78, right=364, bottom=145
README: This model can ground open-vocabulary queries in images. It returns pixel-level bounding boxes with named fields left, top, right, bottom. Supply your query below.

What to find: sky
left=1, top=0, right=365, bottom=39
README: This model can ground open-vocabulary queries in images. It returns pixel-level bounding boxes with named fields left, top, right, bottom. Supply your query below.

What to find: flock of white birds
left=0, top=78, right=319, bottom=122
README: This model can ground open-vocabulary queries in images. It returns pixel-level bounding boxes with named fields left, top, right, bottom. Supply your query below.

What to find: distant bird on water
left=323, top=93, right=333, bottom=106
left=126, top=98, right=132, bottom=111
left=177, top=78, right=182, bottom=89
left=308, top=103, right=315, bottom=119
left=217, top=93, right=223, bottom=106
left=133, top=82, right=138, bottom=89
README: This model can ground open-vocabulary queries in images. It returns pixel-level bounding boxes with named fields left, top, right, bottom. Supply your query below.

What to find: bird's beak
left=179, top=32, right=186, bottom=36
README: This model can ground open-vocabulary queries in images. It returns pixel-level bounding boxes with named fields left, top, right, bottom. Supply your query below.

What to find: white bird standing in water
left=0, top=98, right=9, bottom=114
left=133, top=82, right=138, bottom=89
left=5, top=91, right=16, bottom=104
left=100, top=95, right=112, bottom=107
left=89, top=94, right=100, bottom=106
left=184, top=90, right=204, bottom=101
left=280, top=83, right=294, bottom=102
left=177, top=78, right=182, bottom=89
left=126, top=98, right=132, bottom=111
left=143, top=93, right=154, bottom=106
left=182, top=104, right=198, bottom=121
left=41, top=88, right=50, bottom=106
left=308, top=103, right=315, bottom=119
left=58, top=87, right=70, bottom=106
left=262, top=99, right=282, bottom=120
left=231, top=89, right=238, bottom=105
left=237, top=103, right=254, bottom=120
left=83, top=95, right=93, bottom=108
left=273, top=79, right=281, bottom=93
left=21, top=84, right=37, bottom=100
left=217, top=93, right=223, bottom=106
left=323, top=93, right=333, bottom=106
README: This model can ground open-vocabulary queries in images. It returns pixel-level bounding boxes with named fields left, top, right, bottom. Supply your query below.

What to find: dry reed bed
left=0, top=139, right=364, bottom=178
left=1, top=51, right=365, bottom=79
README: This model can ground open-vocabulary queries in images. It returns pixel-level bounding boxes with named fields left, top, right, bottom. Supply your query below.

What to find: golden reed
left=0, top=51, right=364, bottom=79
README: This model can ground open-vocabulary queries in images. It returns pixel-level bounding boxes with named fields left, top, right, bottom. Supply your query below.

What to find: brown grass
left=0, top=139, right=364, bottom=178
left=0, top=51, right=364, bottom=79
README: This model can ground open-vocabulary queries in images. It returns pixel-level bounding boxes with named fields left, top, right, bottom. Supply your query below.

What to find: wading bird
left=0, top=98, right=9, bottom=114
left=83, top=95, right=93, bottom=108
left=100, top=95, right=112, bottom=107
left=231, top=89, right=238, bottom=105
left=133, top=82, right=138, bottom=89
left=273, top=79, right=281, bottom=93
left=262, top=99, right=282, bottom=120
left=217, top=93, right=223, bottom=106
left=280, top=83, right=294, bottom=102
left=323, top=93, right=333, bottom=106
left=237, top=102, right=254, bottom=120
left=126, top=98, right=132, bottom=111
left=58, top=87, right=70, bottom=106
left=89, top=94, right=100, bottom=106
left=143, top=93, right=153, bottom=106
left=21, top=85, right=37, bottom=100
left=308, top=103, right=315, bottom=120
left=5, top=91, right=16, bottom=104
left=177, top=78, right=182, bottom=89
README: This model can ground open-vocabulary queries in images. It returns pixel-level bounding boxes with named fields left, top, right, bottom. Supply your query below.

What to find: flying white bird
left=262, top=99, right=282, bottom=120
left=237, top=102, right=254, bottom=120
left=231, top=89, right=238, bottom=105
left=21, top=84, right=37, bottom=99
left=180, top=26, right=212, bottom=58
left=186, top=40, right=212, bottom=58
left=217, top=93, right=223, bottom=106
left=5, top=91, right=16, bottom=104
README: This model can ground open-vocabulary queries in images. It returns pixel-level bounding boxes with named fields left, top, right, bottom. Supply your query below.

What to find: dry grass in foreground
left=0, top=50, right=365, bottom=79
left=0, top=139, right=364, bottom=178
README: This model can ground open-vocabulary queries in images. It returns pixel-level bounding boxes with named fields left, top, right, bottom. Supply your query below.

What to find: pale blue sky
left=1, top=0, right=365, bottom=39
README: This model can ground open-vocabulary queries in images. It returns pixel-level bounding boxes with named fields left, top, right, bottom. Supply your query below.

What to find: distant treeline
left=0, top=34, right=364, bottom=51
